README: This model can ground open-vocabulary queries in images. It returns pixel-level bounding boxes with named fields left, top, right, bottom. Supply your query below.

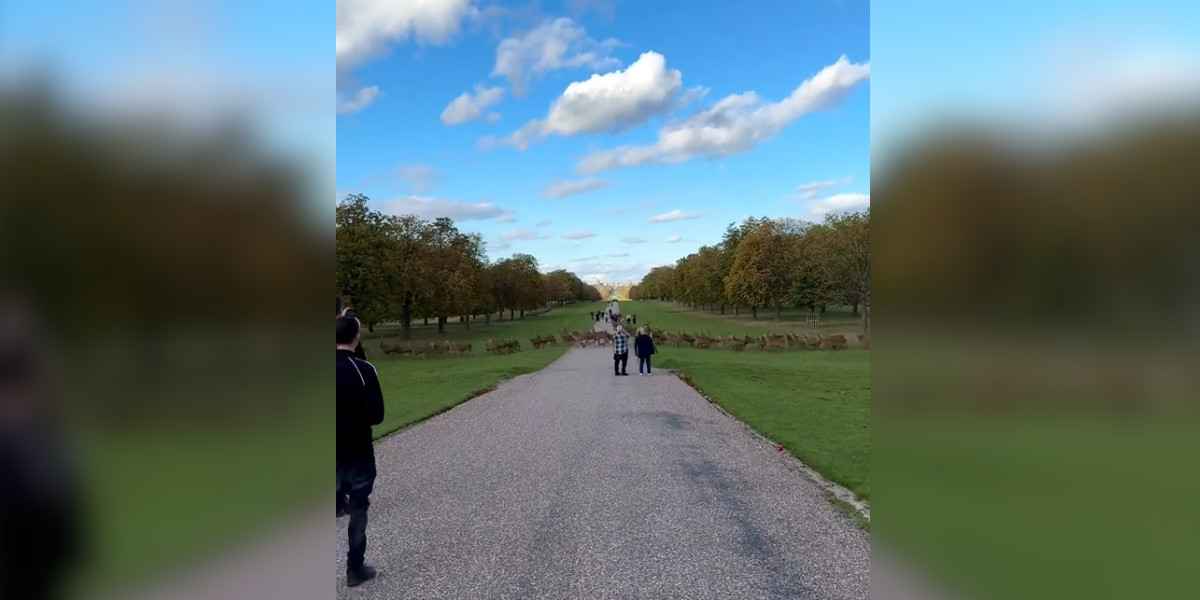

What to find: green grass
left=371, top=347, right=569, bottom=439
left=876, top=419, right=1199, bottom=599
left=619, top=300, right=864, bottom=337
left=360, top=302, right=607, bottom=356
left=75, top=414, right=329, bottom=596
left=657, top=348, right=871, bottom=499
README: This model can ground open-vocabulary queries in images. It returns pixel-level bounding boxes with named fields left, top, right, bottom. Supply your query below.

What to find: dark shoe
left=347, top=564, right=378, bottom=587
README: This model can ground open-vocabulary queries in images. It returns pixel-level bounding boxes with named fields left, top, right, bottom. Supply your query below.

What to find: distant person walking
left=634, top=327, right=656, bottom=375
left=612, top=325, right=630, bottom=376
left=337, top=316, right=385, bottom=587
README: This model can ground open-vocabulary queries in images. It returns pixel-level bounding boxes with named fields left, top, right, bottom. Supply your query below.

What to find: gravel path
left=336, top=347, right=869, bottom=599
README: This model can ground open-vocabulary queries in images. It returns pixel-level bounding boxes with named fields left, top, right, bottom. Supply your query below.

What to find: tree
left=724, top=220, right=795, bottom=319
left=822, top=210, right=870, bottom=334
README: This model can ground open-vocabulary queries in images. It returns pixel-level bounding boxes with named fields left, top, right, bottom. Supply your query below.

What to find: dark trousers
left=639, top=355, right=652, bottom=374
left=336, top=459, right=376, bottom=569
left=614, top=352, right=628, bottom=374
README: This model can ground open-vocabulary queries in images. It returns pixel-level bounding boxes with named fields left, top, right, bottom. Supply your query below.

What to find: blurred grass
left=876, top=418, right=1199, bottom=599
left=75, top=392, right=329, bottom=596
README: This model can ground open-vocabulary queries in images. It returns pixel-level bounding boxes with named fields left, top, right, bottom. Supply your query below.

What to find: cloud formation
left=648, top=209, right=702, bottom=224
left=501, top=228, right=551, bottom=241
left=578, top=55, right=870, bottom=173
left=337, top=85, right=381, bottom=115
left=496, top=52, right=682, bottom=149
left=665, top=234, right=684, bottom=243
left=621, top=236, right=647, bottom=244
left=535, top=219, right=553, bottom=227
left=337, top=0, right=475, bottom=73
left=808, top=193, right=869, bottom=219
left=492, top=18, right=621, bottom=96
left=562, top=230, right=597, bottom=240
left=382, top=195, right=514, bottom=222
left=794, top=176, right=851, bottom=200
left=543, top=178, right=609, bottom=199
left=441, top=84, right=505, bottom=125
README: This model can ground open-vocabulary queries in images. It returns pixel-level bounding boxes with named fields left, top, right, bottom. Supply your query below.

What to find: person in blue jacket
left=634, top=327, right=657, bottom=375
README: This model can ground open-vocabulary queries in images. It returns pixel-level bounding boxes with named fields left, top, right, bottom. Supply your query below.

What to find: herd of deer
left=379, top=339, right=472, bottom=357
left=378, top=329, right=866, bottom=358
left=648, top=329, right=865, bottom=351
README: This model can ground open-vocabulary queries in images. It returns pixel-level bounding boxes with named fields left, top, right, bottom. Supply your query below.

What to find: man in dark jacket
left=337, top=316, right=385, bottom=587
left=634, top=327, right=656, bottom=375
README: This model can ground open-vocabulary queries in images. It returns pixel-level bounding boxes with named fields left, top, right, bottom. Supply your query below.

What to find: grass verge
left=657, top=347, right=871, bottom=500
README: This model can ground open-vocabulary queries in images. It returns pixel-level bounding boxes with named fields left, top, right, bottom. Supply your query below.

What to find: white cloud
left=492, top=17, right=621, bottom=96
left=535, top=219, right=553, bottom=227
left=621, top=236, right=647, bottom=244
left=578, top=55, right=870, bottom=173
left=441, top=84, right=505, bottom=125
left=497, top=52, right=683, bottom=149
left=808, top=193, right=869, bottom=219
left=794, top=176, right=851, bottom=200
left=543, top=178, right=609, bottom=199
left=382, top=195, right=513, bottom=221
left=575, top=261, right=656, bottom=283
left=648, top=209, right=702, bottom=224
left=496, top=214, right=517, bottom=223
left=665, top=234, right=683, bottom=243
left=607, top=252, right=630, bottom=258
left=337, top=0, right=475, bottom=73
left=337, top=85, right=381, bottom=115
left=395, top=164, right=439, bottom=193
left=562, top=230, right=597, bottom=240
left=501, top=228, right=551, bottom=241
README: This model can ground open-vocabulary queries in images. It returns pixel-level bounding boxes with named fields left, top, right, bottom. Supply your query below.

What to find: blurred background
left=1, top=1, right=331, bottom=599
left=872, top=1, right=1199, bottom=599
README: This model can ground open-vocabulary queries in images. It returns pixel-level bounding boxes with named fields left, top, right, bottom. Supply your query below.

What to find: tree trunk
left=510, top=309, right=515, bottom=320
left=463, top=314, right=470, bottom=329
left=485, top=312, right=491, bottom=325
left=520, top=309, right=525, bottom=319
left=401, top=295, right=413, bottom=340
left=437, top=316, right=447, bottom=334
left=734, top=305, right=740, bottom=316
left=776, top=305, right=782, bottom=320
left=423, top=316, right=429, bottom=326
left=720, top=304, right=726, bottom=315
left=851, top=302, right=859, bottom=316
left=752, top=306, right=758, bottom=319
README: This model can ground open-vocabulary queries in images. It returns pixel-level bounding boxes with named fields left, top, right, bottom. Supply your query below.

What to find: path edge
left=668, top=368, right=872, bottom=524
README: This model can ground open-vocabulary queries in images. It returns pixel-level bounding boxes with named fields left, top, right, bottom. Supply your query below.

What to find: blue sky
left=338, top=0, right=869, bottom=283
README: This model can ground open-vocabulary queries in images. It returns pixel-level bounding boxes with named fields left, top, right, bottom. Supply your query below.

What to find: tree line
left=336, top=194, right=602, bottom=335
left=630, top=211, right=869, bottom=332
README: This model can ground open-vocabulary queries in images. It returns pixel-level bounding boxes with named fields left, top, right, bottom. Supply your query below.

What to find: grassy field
left=622, top=301, right=871, bottom=499
left=371, top=347, right=569, bottom=439
left=360, top=302, right=605, bottom=357
left=619, top=300, right=865, bottom=339
left=657, top=348, right=870, bottom=498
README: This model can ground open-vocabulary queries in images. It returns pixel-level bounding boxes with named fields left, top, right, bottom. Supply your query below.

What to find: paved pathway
left=336, top=347, right=869, bottom=599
